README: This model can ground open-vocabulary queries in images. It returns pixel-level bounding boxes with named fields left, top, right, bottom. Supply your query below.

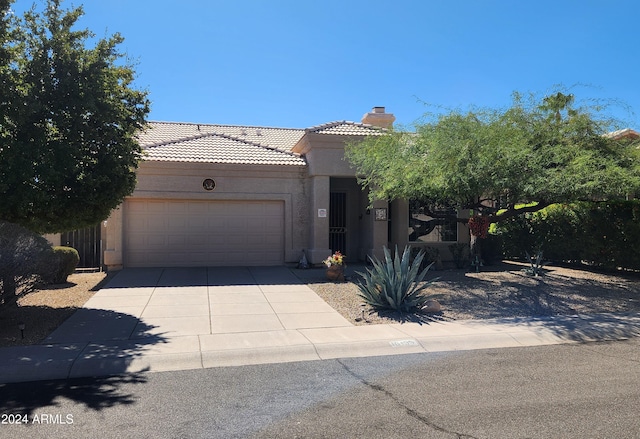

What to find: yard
left=302, top=261, right=640, bottom=325
left=1, top=262, right=640, bottom=348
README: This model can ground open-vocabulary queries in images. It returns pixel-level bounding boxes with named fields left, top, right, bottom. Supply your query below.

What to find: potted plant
left=324, top=251, right=346, bottom=281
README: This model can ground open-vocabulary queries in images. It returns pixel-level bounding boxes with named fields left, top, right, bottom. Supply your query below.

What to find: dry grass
left=0, top=272, right=112, bottom=347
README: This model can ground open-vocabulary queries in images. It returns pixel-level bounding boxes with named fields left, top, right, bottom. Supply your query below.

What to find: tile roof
left=138, top=121, right=306, bottom=152
left=605, top=128, right=640, bottom=140
left=137, top=120, right=385, bottom=165
left=143, top=132, right=306, bottom=166
left=305, top=121, right=386, bottom=136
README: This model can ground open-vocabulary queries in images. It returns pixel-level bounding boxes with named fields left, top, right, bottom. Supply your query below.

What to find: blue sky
left=14, top=0, right=640, bottom=129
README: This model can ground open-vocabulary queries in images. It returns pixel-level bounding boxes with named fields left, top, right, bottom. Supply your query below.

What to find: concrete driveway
left=51, top=266, right=353, bottom=341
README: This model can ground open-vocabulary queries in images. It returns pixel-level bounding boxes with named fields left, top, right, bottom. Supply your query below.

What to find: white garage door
left=124, top=199, right=284, bottom=267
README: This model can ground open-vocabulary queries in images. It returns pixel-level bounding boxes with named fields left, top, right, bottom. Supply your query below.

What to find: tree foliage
left=345, top=91, right=640, bottom=225
left=0, top=0, right=150, bottom=233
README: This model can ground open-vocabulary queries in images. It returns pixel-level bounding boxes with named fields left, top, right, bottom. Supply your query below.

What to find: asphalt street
left=1, top=339, right=639, bottom=439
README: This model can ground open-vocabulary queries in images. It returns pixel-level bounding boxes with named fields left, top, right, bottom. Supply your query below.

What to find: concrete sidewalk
left=2, top=266, right=640, bottom=384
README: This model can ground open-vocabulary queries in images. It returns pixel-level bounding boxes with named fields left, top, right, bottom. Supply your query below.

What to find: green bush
left=410, top=245, right=439, bottom=271
left=51, top=246, right=80, bottom=284
left=532, top=204, right=583, bottom=263
left=448, top=243, right=469, bottom=268
left=491, top=201, right=640, bottom=270
left=491, top=214, right=536, bottom=259
left=356, top=246, right=438, bottom=312
left=480, top=234, right=502, bottom=265
left=577, top=201, right=640, bottom=270
left=0, top=221, right=55, bottom=307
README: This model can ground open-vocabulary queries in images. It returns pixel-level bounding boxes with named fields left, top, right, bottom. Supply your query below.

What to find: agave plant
left=523, top=250, right=545, bottom=277
left=356, top=245, right=439, bottom=313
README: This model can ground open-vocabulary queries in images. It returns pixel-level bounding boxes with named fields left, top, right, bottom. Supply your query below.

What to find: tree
left=345, top=91, right=640, bottom=253
left=0, top=0, right=150, bottom=233
left=0, top=220, right=55, bottom=307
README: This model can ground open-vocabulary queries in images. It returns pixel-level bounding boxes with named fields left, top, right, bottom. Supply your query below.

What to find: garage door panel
left=125, top=200, right=284, bottom=267
left=146, top=201, right=168, bottom=213
left=148, top=217, right=167, bottom=229
left=188, top=216, right=207, bottom=228
left=263, top=234, right=282, bottom=246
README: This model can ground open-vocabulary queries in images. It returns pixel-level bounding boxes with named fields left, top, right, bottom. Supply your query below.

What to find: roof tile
left=137, top=120, right=384, bottom=165
left=138, top=121, right=306, bottom=152
left=144, top=132, right=306, bottom=166
left=305, top=121, right=386, bottom=136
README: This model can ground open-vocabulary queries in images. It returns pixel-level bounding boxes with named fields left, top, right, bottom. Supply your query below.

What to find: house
left=55, top=107, right=471, bottom=270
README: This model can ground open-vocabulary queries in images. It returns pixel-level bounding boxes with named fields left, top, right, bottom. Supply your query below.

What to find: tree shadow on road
left=1, top=309, right=168, bottom=419
left=0, top=370, right=149, bottom=421
left=492, top=312, right=640, bottom=343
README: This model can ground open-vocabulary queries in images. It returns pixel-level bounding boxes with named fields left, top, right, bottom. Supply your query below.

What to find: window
left=408, top=201, right=457, bottom=243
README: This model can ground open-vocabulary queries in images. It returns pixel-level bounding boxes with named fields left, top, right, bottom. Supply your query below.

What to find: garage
left=124, top=199, right=284, bottom=267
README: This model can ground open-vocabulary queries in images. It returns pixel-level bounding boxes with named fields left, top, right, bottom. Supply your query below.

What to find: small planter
left=325, top=264, right=345, bottom=282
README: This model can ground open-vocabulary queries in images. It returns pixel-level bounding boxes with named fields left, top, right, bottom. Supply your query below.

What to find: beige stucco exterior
left=96, top=107, right=470, bottom=270
left=104, top=160, right=309, bottom=269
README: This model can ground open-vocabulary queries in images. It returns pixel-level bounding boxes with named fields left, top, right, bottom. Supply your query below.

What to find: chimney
left=361, top=106, right=395, bottom=129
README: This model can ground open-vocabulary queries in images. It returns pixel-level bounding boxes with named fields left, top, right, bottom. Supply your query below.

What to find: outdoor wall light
left=17, top=321, right=25, bottom=339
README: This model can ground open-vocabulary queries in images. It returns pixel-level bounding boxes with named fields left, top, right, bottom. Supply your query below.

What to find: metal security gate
left=61, top=224, right=102, bottom=268
left=329, top=192, right=346, bottom=255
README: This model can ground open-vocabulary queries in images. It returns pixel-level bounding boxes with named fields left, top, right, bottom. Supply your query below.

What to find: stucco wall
left=104, top=161, right=310, bottom=269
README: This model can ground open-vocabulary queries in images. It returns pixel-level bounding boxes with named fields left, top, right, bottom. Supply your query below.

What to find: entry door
left=329, top=192, right=346, bottom=255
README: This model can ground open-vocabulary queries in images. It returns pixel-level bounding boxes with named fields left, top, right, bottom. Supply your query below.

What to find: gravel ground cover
left=297, top=261, right=640, bottom=325
left=0, top=272, right=110, bottom=347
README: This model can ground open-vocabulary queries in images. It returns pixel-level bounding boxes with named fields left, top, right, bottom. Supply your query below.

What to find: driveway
left=48, top=266, right=352, bottom=342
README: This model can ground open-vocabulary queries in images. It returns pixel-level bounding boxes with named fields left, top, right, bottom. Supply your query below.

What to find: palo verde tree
left=0, top=0, right=150, bottom=233
left=345, top=91, right=640, bottom=255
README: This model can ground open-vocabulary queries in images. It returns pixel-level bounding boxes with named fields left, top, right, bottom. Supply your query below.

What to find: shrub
left=448, top=243, right=469, bottom=268
left=410, top=245, right=439, bottom=271
left=51, top=246, right=80, bottom=284
left=0, top=221, right=55, bottom=308
left=491, top=214, right=536, bottom=259
left=491, top=201, right=640, bottom=270
left=533, top=204, right=582, bottom=263
left=480, top=234, right=502, bottom=265
left=356, top=246, right=438, bottom=313
left=577, top=201, right=640, bottom=270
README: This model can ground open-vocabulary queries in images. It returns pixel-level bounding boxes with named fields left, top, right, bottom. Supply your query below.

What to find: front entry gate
left=329, top=192, right=346, bottom=255
left=61, top=224, right=102, bottom=268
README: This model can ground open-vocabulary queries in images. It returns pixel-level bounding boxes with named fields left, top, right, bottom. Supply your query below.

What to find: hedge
left=490, top=201, right=640, bottom=271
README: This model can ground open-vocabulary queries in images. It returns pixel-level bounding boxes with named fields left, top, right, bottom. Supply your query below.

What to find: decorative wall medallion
left=203, top=178, right=216, bottom=191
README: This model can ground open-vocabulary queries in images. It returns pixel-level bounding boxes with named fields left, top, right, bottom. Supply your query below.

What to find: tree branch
left=490, top=201, right=551, bottom=223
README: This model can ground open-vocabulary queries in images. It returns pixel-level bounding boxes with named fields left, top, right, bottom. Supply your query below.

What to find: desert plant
left=356, top=245, right=439, bottom=312
left=523, top=250, right=545, bottom=276
left=0, top=221, right=55, bottom=308
left=448, top=243, right=469, bottom=269
left=51, top=246, right=80, bottom=284
left=410, top=246, right=439, bottom=270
